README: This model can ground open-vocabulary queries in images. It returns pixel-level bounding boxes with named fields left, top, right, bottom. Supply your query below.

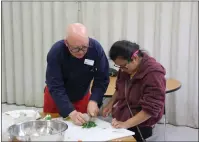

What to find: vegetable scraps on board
left=82, top=121, right=97, bottom=128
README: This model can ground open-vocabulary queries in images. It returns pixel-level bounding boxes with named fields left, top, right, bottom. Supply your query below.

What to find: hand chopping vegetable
left=68, top=100, right=100, bottom=126
left=80, top=101, right=98, bottom=128
left=87, top=100, right=99, bottom=118
left=81, top=113, right=97, bottom=128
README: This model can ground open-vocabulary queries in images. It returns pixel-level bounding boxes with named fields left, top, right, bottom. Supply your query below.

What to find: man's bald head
left=65, top=23, right=89, bottom=46
left=64, top=23, right=89, bottom=59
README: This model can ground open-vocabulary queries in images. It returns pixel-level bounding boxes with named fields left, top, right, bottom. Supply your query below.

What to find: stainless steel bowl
left=7, top=120, right=68, bottom=141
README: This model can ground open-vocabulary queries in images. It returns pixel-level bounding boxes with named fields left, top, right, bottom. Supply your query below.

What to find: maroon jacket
left=112, top=53, right=166, bottom=127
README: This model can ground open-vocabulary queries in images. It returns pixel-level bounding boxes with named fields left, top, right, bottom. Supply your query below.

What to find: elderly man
left=43, top=23, right=110, bottom=125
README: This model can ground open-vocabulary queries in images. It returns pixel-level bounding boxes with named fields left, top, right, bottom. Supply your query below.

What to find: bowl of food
left=7, top=120, right=68, bottom=141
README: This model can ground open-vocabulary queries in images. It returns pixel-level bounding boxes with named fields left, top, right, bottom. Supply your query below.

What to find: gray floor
left=2, top=103, right=198, bottom=141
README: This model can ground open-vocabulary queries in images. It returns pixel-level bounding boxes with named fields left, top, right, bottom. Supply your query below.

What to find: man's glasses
left=65, top=40, right=89, bottom=53
left=69, top=46, right=88, bottom=53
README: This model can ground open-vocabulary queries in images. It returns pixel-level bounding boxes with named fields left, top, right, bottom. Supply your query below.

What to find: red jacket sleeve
left=139, top=72, right=166, bottom=117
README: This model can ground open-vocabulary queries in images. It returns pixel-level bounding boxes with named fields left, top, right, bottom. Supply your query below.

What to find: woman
left=102, top=40, right=166, bottom=141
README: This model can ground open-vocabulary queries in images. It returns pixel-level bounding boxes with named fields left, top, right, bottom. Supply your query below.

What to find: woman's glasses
left=114, top=64, right=128, bottom=69
left=114, top=50, right=139, bottom=69
left=114, top=60, right=131, bottom=69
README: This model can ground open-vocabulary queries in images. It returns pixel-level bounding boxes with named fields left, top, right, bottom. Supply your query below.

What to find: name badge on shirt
left=84, top=59, right=94, bottom=66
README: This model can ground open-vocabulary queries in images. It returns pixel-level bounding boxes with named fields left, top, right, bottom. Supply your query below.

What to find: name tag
left=84, top=59, right=94, bottom=66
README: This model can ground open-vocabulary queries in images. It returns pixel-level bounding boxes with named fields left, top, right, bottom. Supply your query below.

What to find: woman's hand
left=111, top=118, right=130, bottom=129
left=102, top=102, right=113, bottom=117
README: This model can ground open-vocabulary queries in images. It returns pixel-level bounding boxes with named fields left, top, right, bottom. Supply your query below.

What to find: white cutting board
left=55, top=117, right=135, bottom=141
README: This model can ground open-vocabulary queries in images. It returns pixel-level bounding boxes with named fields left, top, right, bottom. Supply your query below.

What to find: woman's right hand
left=102, top=102, right=113, bottom=117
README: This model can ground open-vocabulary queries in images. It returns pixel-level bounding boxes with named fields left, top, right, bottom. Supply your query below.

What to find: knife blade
left=90, top=116, right=94, bottom=122
left=89, top=114, right=95, bottom=122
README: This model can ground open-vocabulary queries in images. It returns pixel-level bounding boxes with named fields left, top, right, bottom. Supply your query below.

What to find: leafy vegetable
left=44, top=114, right=52, bottom=120
left=82, top=121, right=97, bottom=128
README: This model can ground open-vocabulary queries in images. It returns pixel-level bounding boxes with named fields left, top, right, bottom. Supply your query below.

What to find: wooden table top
left=40, top=112, right=136, bottom=142
left=104, top=77, right=181, bottom=96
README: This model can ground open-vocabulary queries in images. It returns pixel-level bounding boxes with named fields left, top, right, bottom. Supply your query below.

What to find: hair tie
left=131, top=50, right=139, bottom=59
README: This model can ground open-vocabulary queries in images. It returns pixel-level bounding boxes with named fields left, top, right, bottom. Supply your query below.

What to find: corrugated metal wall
left=2, top=2, right=198, bottom=127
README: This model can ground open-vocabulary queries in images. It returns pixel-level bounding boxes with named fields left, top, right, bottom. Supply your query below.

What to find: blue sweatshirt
left=45, top=38, right=110, bottom=118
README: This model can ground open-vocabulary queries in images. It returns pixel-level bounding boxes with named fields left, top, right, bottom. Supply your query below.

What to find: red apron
left=43, top=86, right=90, bottom=114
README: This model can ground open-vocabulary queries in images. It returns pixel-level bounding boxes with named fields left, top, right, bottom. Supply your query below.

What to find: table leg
left=164, top=104, right=166, bottom=141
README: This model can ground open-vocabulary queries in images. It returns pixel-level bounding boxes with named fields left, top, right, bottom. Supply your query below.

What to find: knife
left=89, top=113, right=96, bottom=122
left=90, top=116, right=94, bottom=122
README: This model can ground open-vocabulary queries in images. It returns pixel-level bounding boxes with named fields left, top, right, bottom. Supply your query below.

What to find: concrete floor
left=2, top=103, right=198, bottom=141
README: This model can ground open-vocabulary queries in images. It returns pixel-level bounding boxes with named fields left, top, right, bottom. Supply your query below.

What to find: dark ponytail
left=109, top=40, right=145, bottom=61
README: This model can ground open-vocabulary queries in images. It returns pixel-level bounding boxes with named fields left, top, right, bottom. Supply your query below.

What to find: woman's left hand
left=111, top=118, right=130, bottom=129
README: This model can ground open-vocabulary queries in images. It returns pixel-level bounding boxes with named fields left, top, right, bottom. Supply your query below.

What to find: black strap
left=125, top=80, right=146, bottom=142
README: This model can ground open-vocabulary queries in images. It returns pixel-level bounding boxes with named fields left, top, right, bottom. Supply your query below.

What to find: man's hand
left=87, top=100, right=99, bottom=117
left=102, top=102, right=113, bottom=117
left=111, top=118, right=130, bottom=129
left=69, top=110, right=87, bottom=125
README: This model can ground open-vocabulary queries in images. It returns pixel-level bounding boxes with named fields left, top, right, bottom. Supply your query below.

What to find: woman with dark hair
left=102, top=40, right=166, bottom=141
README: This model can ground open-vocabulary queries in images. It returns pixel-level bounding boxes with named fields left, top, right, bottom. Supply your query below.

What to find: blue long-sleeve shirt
left=45, top=38, right=110, bottom=118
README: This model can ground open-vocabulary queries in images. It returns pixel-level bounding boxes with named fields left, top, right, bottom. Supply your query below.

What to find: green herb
left=45, top=114, right=52, bottom=120
left=82, top=121, right=97, bottom=128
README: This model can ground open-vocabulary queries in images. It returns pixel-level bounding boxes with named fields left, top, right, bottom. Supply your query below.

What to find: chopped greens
left=82, top=121, right=97, bottom=128
left=44, top=114, right=52, bottom=120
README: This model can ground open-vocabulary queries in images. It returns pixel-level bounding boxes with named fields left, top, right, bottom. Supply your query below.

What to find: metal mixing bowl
left=7, top=120, right=68, bottom=141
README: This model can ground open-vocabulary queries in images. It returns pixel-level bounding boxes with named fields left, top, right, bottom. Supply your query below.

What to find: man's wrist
left=89, top=100, right=98, bottom=105
left=69, top=110, right=77, bottom=117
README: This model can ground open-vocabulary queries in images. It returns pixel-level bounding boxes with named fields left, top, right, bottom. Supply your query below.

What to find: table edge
left=166, top=84, right=181, bottom=94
